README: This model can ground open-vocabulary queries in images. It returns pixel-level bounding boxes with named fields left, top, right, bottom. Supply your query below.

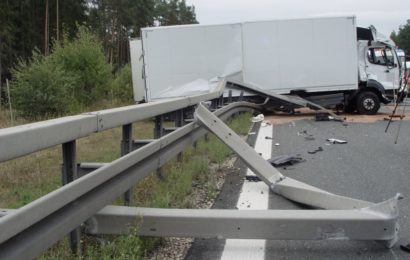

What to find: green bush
left=111, top=64, right=134, bottom=103
left=53, top=26, right=112, bottom=106
left=11, top=51, right=77, bottom=119
left=11, top=26, right=113, bottom=119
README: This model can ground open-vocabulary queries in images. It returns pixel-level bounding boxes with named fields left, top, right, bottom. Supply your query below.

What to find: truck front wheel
left=356, top=91, right=380, bottom=115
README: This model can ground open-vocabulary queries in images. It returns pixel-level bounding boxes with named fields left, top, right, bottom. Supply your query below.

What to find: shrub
left=111, top=64, right=134, bottom=103
left=11, top=26, right=113, bottom=118
left=52, top=26, right=112, bottom=106
left=11, top=51, right=77, bottom=119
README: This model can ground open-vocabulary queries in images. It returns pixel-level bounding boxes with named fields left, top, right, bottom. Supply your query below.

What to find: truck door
left=365, top=46, right=400, bottom=91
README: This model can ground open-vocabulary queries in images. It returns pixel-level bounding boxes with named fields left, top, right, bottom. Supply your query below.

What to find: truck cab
left=352, top=26, right=403, bottom=114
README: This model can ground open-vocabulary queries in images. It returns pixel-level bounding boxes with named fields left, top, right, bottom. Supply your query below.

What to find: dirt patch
left=264, top=104, right=410, bottom=125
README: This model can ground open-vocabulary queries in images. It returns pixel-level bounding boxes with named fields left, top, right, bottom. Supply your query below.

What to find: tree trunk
left=56, top=0, right=59, bottom=41
left=44, top=0, right=49, bottom=55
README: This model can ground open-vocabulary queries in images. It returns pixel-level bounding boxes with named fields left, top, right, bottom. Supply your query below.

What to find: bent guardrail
left=0, top=98, right=259, bottom=259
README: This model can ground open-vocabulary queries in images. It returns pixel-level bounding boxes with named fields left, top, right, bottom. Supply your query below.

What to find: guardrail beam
left=0, top=103, right=258, bottom=259
left=85, top=199, right=400, bottom=245
left=132, top=139, right=154, bottom=150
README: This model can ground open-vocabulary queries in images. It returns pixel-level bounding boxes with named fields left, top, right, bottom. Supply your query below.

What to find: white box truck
left=130, top=16, right=405, bottom=114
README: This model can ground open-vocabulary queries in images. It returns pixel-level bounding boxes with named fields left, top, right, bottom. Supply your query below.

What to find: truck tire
left=356, top=91, right=380, bottom=115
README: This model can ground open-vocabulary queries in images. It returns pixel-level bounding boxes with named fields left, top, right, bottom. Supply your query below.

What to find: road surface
left=186, top=107, right=410, bottom=259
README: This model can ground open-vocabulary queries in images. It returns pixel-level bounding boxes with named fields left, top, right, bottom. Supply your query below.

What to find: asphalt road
left=187, top=116, right=410, bottom=259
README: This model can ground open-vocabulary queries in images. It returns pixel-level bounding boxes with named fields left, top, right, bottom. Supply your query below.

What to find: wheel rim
left=363, top=98, right=375, bottom=110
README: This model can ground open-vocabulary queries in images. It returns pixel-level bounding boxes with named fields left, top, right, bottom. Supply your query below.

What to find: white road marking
left=220, top=123, right=272, bottom=260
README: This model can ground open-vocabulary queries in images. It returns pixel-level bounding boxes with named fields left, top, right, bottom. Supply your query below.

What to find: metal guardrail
left=0, top=80, right=226, bottom=162
left=0, top=81, right=403, bottom=258
left=0, top=89, right=259, bottom=259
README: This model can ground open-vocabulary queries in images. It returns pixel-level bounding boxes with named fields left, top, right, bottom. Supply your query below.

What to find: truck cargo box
left=135, top=16, right=358, bottom=101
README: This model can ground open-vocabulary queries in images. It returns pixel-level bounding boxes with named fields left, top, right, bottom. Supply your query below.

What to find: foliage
left=111, top=64, right=133, bottom=103
left=155, top=0, right=198, bottom=26
left=88, top=0, right=197, bottom=69
left=391, top=19, right=410, bottom=55
left=88, top=0, right=155, bottom=68
left=53, top=26, right=112, bottom=106
left=11, top=27, right=113, bottom=118
left=0, top=0, right=198, bottom=84
left=155, top=0, right=198, bottom=25
left=11, top=51, right=77, bottom=119
left=0, top=0, right=88, bottom=81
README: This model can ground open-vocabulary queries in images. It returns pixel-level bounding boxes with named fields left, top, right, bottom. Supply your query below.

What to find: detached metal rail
left=0, top=82, right=402, bottom=258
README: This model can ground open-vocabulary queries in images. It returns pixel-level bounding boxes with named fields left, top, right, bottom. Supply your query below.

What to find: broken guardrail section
left=83, top=102, right=400, bottom=248
left=194, top=102, right=401, bottom=247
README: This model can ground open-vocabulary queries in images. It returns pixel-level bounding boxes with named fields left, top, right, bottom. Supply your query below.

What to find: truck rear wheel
left=356, top=91, right=380, bottom=115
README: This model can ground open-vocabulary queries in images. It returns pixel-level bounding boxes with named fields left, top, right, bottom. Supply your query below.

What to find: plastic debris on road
left=251, top=114, right=264, bottom=122
left=327, top=138, right=347, bottom=144
left=267, top=154, right=305, bottom=167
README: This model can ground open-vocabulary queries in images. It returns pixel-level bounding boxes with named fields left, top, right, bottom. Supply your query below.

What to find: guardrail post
left=175, top=109, right=184, bottom=161
left=219, top=95, right=224, bottom=107
left=61, top=140, right=81, bottom=256
left=154, top=115, right=164, bottom=179
left=154, top=115, right=164, bottom=139
left=228, top=90, right=232, bottom=103
left=121, top=123, right=133, bottom=205
left=211, top=99, right=218, bottom=110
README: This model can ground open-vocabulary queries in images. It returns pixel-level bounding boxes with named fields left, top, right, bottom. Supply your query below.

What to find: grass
left=0, top=107, right=252, bottom=259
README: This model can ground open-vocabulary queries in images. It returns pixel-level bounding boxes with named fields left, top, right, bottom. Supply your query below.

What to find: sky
left=186, top=0, right=410, bottom=36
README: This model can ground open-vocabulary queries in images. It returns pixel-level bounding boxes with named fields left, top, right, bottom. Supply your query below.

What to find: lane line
left=220, top=123, right=272, bottom=260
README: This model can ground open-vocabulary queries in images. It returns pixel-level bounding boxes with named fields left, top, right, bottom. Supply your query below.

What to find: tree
left=0, top=0, right=88, bottom=83
left=11, top=27, right=113, bottom=118
left=53, top=26, right=112, bottom=106
left=88, top=0, right=156, bottom=69
left=154, top=0, right=198, bottom=26
left=0, top=0, right=198, bottom=88
left=11, top=50, right=77, bottom=119
left=391, top=19, right=410, bottom=55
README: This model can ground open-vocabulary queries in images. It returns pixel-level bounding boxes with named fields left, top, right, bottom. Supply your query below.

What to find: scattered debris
left=315, top=112, right=331, bottom=121
left=245, top=176, right=261, bottom=182
left=251, top=114, right=264, bottom=122
left=297, top=130, right=315, bottom=140
left=327, top=138, right=347, bottom=144
left=308, top=147, right=323, bottom=154
left=249, top=132, right=256, bottom=135
left=304, top=135, right=315, bottom=141
left=261, top=122, right=271, bottom=127
left=400, top=243, right=410, bottom=253
left=265, top=136, right=273, bottom=140
left=297, top=130, right=308, bottom=136
left=267, top=154, right=305, bottom=167
left=274, top=143, right=280, bottom=146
